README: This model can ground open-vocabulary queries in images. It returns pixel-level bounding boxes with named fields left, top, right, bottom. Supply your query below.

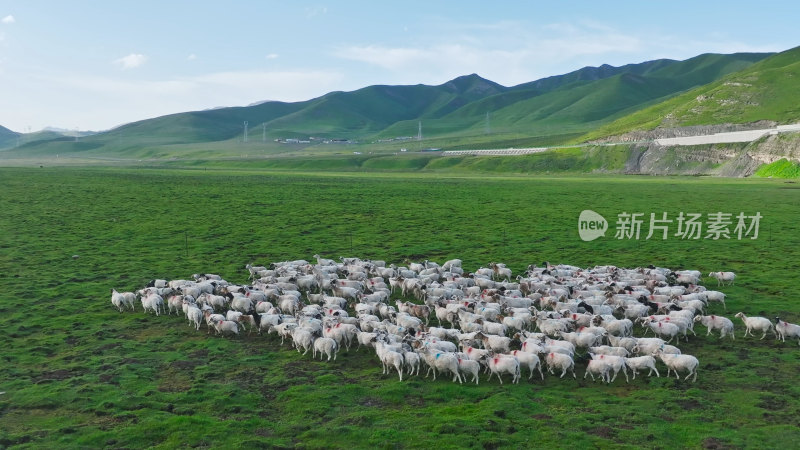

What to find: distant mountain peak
left=442, top=73, right=506, bottom=95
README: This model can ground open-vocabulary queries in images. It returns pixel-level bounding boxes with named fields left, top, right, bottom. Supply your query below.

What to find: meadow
left=1, top=167, right=799, bottom=448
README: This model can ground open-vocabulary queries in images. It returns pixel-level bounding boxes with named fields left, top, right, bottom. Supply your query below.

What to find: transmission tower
left=243, top=121, right=249, bottom=143
left=417, top=121, right=422, bottom=141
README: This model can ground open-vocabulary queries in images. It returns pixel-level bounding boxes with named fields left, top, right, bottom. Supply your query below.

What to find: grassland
left=1, top=167, right=799, bottom=448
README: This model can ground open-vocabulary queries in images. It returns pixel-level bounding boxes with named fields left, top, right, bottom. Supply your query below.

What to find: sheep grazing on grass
left=118, top=260, right=773, bottom=385
left=734, top=312, right=775, bottom=340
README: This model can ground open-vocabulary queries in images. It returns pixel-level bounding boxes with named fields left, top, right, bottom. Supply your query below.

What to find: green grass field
left=1, top=167, right=799, bottom=448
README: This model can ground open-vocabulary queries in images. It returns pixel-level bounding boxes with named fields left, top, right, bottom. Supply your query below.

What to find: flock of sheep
left=111, top=256, right=800, bottom=385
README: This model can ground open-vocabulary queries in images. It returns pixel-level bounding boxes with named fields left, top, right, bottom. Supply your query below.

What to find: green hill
left=7, top=50, right=777, bottom=159
left=583, top=47, right=800, bottom=140
left=0, top=125, right=20, bottom=149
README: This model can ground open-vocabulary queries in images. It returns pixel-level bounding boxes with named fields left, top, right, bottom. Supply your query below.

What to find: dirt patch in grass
left=702, top=437, right=733, bottom=449
left=677, top=399, right=703, bottom=410
left=33, top=369, right=82, bottom=383
left=95, top=342, right=121, bottom=351
left=586, top=426, right=616, bottom=439
left=189, top=349, right=209, bottom=358
left=169, top=359, right=202, bottom=370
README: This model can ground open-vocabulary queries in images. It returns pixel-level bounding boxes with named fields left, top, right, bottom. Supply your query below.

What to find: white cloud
left=1, top=15, right=14, bottom=24
left=304, top=6, right=327, bottom=18
left=332, top=21, right=648, bottom=85
left=187, top=53, right=197, bottom=61
left=266, top=53, right=279, bottom=59
left=113, top=53, right=147, bottom=69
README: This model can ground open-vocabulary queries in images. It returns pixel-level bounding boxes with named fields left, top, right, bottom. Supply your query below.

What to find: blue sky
left=0, top=1, right=798, bottom=132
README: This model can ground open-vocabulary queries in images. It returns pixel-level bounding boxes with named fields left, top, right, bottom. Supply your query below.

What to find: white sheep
left=291, top=327, right=316, bottom=355
left=734, top=312, right=775, bottom=339
left=709, top=271, right=735, bottom=286
left=313, top=337, right=339, bottom=361
left=141, top=294, right=164, bottom=316
left=702, top=291, right=727, bottom=310
left=584, top=358, right=611, bottom=383
left=645, top=320, right=680, bottom=344
left=588, top=346, right=629, bottom=357
left=256, top=313, right=282, bottom=334
left=419, top=348, right=461, bottom=383
left=509, top=350, right=543, bottom=380
left=403, top=351, right=421, bottom=376
left=323, top=323, right=358, bottom=350
left=483, top=353, right=520, bottom=384
left=457, top=357, right=481, bottom=384
left=545, top=352, right=576, bottom=379
left=590, top=354, right=629, bottom=382
left=186, top=305, right=204, bottom=331
left=558, top=331, right=601, bottom=349
left=624, top=356, right=660, bottom=379
left=606, top=335, right=638, bottom=353
left=212, top=319, right=239, bottom=337
left=693, top=315, right=735, bottom=340
left=475, top=332, right=511, bottom=353
left=774, top=317, right=800, bottom=345
left=656, top=349, right=699, bottom=382
left=228, top=295, right=253, bottom=313
left=110, top=289, right=135, bottom=312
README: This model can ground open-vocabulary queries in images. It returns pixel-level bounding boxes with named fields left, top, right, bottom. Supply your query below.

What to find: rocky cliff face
left=618, top=131, right=800, bottom=177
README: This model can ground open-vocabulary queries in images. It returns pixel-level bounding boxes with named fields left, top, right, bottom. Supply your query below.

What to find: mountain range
left=3, top=46, right=799, bottom=159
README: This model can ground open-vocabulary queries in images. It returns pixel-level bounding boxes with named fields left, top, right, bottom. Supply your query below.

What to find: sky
left=0, top=1, right=798, bottom=132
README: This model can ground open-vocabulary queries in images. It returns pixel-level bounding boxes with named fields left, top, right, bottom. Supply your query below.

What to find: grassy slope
left=481, top=52, right=770, bottom=135
left=0, top=125, right=20, bottom=149
left=1, top=168, right=799, bottom=448
left=375, top=53, right=771, bottom=142
left=754, top=158, right=800, bottom=178
left=12, top=52, right=773, bottom=160
left=583, top=47, right=800, bottom=140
